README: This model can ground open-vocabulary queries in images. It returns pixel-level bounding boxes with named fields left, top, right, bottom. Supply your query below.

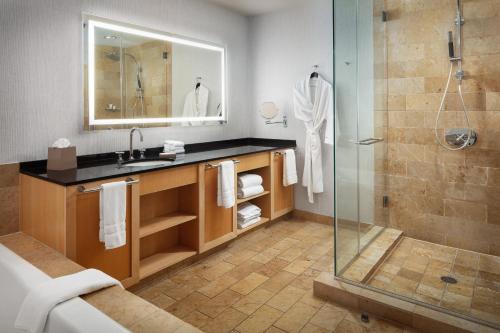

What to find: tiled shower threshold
left=317, top=233, right=500, bottom=332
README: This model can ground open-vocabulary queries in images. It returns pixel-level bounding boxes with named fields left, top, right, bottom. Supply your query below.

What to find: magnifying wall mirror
left=83, top=15, right=226, bottom=130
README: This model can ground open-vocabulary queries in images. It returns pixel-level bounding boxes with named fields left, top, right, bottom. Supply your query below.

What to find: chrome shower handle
left=353, top=138, right=384, bottom=146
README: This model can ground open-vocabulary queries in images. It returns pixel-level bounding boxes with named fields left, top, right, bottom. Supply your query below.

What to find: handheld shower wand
left=434, top=0, right=477, bottom=151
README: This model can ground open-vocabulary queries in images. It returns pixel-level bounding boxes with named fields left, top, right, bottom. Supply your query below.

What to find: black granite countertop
left=20, top=138, right=296, bottom=186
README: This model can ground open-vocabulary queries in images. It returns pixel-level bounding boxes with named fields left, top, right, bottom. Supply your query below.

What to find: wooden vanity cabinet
left=270, top=151, right=295, bottom=219
left=20, top=149, right=295, bottom=287
left=20, top=174, right=140, bottom=287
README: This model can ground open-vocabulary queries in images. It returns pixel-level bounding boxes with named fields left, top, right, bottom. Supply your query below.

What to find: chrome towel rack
left=205, top=160, right=240, bottom=170
left=77, top=177, right=139, bottom=193
left=273, top=149, right=296, bottom=157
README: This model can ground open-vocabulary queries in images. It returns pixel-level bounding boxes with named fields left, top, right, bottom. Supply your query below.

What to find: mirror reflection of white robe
left=183, top=85, right=209, bottom=125
left=293, top=75, right=333, bottom=204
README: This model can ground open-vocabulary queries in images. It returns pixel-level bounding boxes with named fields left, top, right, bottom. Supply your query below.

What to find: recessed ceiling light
left=104, top=35, right=118, bottom=40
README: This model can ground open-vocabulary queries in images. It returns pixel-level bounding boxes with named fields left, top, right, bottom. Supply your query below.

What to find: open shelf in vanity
left=138, top=165, right=199, bottom=279
left=236, top=164, right=271, bottom=235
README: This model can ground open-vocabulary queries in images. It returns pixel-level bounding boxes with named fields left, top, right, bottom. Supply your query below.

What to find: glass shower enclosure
left=334, top=0, right=388, bottom=275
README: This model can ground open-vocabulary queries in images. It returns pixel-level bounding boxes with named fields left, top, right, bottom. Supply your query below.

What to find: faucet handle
left=139, top=149, right=146, bottom=160
left=115, top=151, right=125, bottom=164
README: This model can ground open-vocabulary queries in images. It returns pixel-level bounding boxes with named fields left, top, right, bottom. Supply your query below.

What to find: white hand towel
left=237, top=174, right=263, bottom=188
left=283, top=149, right=298, bottom=186
left=15, top=269, right=122, bottom=333
left=99, top=181, right=127, bottom=250
left=237, top=185, right=264, bottom=199
left=217, top=161, right=235, bottom=208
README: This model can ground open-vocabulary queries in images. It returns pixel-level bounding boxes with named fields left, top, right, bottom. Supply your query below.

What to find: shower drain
left=441, top=276, right=458, bottom=284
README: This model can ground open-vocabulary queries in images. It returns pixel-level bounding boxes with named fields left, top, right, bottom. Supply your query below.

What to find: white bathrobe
left=293, top=75, right=333, bottom=204
left=183, top=85, right=209, bottom=125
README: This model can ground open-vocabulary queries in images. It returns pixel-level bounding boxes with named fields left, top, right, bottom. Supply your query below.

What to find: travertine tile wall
left=383, top=0, right=500, bottom=255
left=0, top=163, right=19, bottom=236
left=124, top=41, right=172, bottom=119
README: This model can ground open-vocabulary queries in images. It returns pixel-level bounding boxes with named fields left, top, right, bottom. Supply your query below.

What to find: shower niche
left=83, top=15, right=226, bottom=129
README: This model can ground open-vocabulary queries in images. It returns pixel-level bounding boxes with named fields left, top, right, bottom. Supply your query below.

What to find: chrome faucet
left=129, top=127, right=144, bottom=161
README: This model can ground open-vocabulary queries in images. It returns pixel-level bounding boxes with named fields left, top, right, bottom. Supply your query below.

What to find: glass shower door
left=334, top=0, right=388, bottom=275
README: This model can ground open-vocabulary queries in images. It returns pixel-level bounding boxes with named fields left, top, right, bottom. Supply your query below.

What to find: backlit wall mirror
left=83, top=15, right=226, bottom=130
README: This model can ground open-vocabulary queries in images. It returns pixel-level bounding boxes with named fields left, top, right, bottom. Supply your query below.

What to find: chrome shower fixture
left=434, top=0, right=477, bottom=151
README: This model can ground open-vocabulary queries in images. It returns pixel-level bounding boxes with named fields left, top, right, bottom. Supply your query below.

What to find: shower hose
left=434, top=62, right=473, bottom=151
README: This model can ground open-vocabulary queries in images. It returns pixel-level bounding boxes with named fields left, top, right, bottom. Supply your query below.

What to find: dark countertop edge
left=20, top=138, right=296, bottom=187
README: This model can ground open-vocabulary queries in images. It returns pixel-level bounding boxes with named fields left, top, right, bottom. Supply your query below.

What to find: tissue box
left=47, top=147, right=77, bottom=171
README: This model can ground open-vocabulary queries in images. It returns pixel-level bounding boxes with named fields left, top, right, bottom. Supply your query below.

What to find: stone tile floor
left=368, top=237, right=500, bottom=326
left=133, top=219, right=417, bottom=333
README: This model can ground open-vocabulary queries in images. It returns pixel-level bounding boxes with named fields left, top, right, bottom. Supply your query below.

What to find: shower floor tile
left=367, top=237, right=500, bottom=326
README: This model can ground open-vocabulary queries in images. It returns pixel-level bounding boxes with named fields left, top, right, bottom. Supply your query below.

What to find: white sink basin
left=123, top=161, right=171, bottom=167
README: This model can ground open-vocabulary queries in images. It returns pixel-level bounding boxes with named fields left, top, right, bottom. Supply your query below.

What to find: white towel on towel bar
left=237, top=174, right=263, bottom=188
left=99, top=181, right=127, bottom=250
left=283, top=149, right=298, bottom=186
left=217, top=161, right=235, bottom=208
left=237, top=185, right=264, bottom=199
left=15, top=269, right=122, bottom=333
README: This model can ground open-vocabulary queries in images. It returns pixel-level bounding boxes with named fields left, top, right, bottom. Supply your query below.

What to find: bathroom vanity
left=19, top=139, right=296, bottom=287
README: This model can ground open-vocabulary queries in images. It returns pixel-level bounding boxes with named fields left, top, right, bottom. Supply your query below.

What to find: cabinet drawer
left=236, top=152, right=270, bottom=173
left=140, top=165, right=197, bottom=195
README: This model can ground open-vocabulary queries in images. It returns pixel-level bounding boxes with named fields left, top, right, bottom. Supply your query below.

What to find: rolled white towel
left=237, top=174, right=263, bottom=188
left=237, top=185, right=264, bottom=199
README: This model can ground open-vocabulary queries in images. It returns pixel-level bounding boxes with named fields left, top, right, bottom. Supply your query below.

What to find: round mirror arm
left=265, top=115, right=288, bottom=128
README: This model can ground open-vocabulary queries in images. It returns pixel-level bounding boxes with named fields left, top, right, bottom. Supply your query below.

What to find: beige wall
left=0, top=164, right=19, bottom=236
left=384, top=0, right=500, bottom=255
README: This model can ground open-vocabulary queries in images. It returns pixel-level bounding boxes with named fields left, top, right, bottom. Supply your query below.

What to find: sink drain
left=441, top=276, right=458, bottom=284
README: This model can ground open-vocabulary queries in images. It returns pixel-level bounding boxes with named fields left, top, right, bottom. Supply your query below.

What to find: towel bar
left=77, top=177, right=139, bottom=193
left=205, top=160, right=240, bottom=170
left=273, top=149, right=295, bottom=157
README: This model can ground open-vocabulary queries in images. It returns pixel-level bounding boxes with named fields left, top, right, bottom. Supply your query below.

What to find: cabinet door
left=199, top=163, right=237, bottom=253
left=271, top=151, right=295, bottom=219
left=67, top=178, right=140, bottom=287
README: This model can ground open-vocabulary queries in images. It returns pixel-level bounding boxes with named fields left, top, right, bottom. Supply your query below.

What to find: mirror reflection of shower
left=104, top=35, right=145, bottom=120
left=435, top=0, right=477, bottom=151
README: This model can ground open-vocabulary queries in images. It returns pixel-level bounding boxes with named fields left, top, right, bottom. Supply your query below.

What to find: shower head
left=105, top=51, right=120, bottom=62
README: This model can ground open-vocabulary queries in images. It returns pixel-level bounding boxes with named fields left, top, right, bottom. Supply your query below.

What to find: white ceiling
left=204, top=0, right=306, bottom=16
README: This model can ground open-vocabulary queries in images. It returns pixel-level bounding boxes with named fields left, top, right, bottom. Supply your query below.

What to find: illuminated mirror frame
left=85, top=15, right=227, bottom=126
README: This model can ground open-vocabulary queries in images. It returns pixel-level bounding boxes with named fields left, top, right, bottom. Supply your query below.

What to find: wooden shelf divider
left=139, top=245, right=197, bottom=279
left=236, top=217, right=269, bottom=235
left=140, top=213, right=197, bottom=239
left=236, top=190, right=270, bottom=204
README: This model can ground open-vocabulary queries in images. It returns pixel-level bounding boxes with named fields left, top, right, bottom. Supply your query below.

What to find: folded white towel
left=164, top=140, right=185, bottom=147
left=217, top=161, right=235, bottom=209
left=99, top=181, right=127, bottom=250
left=237, top=185, right=264, bottom=199
left=237, top=202, right=261, bottom=218
left=15, top=269, right=122, bottom=333
left=283, top=149, right=298, bottom=186
left=237, top=174, right=263, bottom=188
left=238, top=212, right=261, bottom=222
left=238, top=217, right=261, bottom=229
